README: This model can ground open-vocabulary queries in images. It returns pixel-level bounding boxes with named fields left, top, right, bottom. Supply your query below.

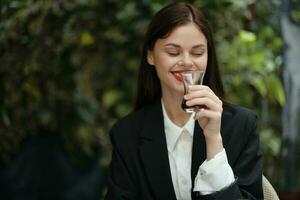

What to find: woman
left=105, top=2, right=263, bottom=200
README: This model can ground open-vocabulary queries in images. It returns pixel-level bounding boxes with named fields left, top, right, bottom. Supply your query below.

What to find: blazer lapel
left=139, top=101, right=177, bottom=200
left=191, top=122, right=206, bottom=189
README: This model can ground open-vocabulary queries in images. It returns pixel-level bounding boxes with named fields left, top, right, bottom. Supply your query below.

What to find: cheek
left=154, top=57, right=176, bottom=82
left=196, top=55, right=208, bottom=70
left=154, top=54, right=176, bottom=70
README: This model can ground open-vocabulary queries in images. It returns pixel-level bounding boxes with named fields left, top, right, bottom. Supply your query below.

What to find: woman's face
left=147, top=23, right=208, bottom=95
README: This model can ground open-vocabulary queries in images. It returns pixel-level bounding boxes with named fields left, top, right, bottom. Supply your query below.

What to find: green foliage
left=0, top=0, right=284, bottom=189
left=291, top=0, right=300, bottom=24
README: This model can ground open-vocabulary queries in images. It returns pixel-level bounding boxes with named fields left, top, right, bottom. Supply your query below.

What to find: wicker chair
left=263, top=175, right=279, bottom=200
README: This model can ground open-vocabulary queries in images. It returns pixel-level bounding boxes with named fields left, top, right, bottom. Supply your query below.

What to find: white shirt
left=161, top=100, right=235, bottom=200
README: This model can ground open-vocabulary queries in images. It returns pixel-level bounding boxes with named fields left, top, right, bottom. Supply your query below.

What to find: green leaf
left=291, top=10, right=300, bottom=23
left=116, top=2, right=137, bottom=21
left=80, top=32, right=94, bottom=46
left=103, top=27, right=126, bottom=43
left=23, top=64, right=40, bottom=75
left=267, top=76, right=285, bottom=106
left=22, top=81, right=41, bottom=101
left=102, top=90, right=122, bottom=108
left=115, top=103, right=132, bottom=117
left=239, top=30, right=256, bottom=43
left=260, top=128, right=281, bottom=156
left=251, top=76, right=267, bottom=97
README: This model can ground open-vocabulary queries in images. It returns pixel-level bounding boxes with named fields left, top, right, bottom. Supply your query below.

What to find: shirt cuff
left=193, top=148, right=235, bottom=195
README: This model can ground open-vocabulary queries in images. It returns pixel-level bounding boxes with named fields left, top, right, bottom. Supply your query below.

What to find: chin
left=162, top=78, right=184, bottom=93
left=170, top=84, right=184, bottom=94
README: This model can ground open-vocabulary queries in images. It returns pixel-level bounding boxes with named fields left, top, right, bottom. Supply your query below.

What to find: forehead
left=156, top=23, right=207, bottom=48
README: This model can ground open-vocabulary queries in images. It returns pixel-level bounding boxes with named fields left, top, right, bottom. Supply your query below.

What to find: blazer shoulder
left=110, top=104, right=154, bottom=143
left=224, top=105, right=257, bottom=122
left=222, top=105, right=258, bottom=137
left=111, top=106, right=148, bottom=131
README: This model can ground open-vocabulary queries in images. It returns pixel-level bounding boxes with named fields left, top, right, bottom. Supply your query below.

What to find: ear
left=147, top=50, right=154, bottom=66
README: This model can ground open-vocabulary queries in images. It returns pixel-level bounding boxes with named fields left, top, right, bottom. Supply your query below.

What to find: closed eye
left=191, top=50, right=205, bottom=57
left=167, top=52, right=179, bottom=57
left=192, top=53, right=204, bottom=56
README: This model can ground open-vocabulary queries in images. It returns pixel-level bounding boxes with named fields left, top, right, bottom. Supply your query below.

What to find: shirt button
left=199, top=169, right=206, bottom=176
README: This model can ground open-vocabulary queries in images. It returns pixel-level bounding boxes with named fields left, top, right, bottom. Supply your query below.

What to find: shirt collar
left=161, top=99, right=195, bottom=152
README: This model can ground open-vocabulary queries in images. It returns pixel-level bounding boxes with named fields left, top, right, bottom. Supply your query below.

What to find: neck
left=162, top=90, right=191, bottom=127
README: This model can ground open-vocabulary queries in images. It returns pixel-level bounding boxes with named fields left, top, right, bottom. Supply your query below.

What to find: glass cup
left=178, top=70, right=206, bottom=113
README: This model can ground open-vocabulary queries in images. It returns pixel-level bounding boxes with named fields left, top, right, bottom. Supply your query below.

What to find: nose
left=180, top=53, right=194, bottom=68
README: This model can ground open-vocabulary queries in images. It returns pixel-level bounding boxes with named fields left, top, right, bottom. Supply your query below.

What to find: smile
left=170, top=70, right=193, bottom=82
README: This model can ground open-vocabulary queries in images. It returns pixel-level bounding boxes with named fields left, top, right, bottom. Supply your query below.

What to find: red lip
left=170, top=70, right=193, bottom=82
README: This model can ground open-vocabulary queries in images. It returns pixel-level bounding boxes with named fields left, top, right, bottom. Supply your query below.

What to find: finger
left=189, top=85, right=213, bottom=93
left=184, top=90, right=221, bottom=104
left=187, top=85, right=223, bottom=104
left=194, top=108, right=222, bottom=122
left=194, top=112, right=208, bottom=127
left=186, top=97, right=223, bottom=112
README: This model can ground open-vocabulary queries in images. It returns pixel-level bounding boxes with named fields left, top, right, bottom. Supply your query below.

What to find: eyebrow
left=164, top=43, right=206, bottom=49
left=192, top=44, right=206, bottom=49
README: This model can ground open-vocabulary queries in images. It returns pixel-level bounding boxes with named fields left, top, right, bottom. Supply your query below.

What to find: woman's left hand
left=184, top=85, right=223, bottom=139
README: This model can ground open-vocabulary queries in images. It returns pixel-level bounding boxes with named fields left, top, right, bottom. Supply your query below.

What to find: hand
left=184, top=85, right=223, bottom=136
left=184, top=85, right=223, bottom=159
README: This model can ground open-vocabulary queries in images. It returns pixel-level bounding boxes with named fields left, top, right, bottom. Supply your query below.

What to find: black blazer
left=105, top=100, right=263, bottom=200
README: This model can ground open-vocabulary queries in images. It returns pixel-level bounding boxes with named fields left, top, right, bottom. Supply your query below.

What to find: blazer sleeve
left=193, top=111, right=263, bottom=200
left=105, top=126, right=138, bottom=200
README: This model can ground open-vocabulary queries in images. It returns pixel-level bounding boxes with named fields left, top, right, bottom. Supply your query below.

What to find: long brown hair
left=134, top=2, right=225, bottom=110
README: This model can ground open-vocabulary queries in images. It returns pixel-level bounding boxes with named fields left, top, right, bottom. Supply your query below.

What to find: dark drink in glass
left=178, top=70, right=206, bottom=113
left=181, top=99, right=207, bottom=112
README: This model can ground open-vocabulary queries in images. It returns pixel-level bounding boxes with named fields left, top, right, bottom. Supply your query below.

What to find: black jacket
left=105, top=100, right=263, bottom=200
